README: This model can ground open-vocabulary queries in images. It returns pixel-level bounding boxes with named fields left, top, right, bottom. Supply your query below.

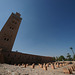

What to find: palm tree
left=70, top=47, right=75, bottom=60
left=70, top=47, right=75, bottom=56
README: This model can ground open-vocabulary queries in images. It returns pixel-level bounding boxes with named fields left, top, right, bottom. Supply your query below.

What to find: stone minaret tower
left=0, top=12, right=22, bottom=52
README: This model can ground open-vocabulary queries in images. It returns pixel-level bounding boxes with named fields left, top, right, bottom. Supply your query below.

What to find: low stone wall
left=0, top=52, right=4, bottom=63
left=0, top=51, right=53, bottom=64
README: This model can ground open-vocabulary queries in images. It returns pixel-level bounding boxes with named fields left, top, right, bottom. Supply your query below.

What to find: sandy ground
left=0, top=62, right=75, bottom=75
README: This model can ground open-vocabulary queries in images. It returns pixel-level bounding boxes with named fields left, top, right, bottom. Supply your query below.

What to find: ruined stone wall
left=0, top=51, right=53, bottom=64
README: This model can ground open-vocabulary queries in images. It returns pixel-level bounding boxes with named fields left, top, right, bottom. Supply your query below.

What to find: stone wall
left=0, top=51, right=53, bottom=64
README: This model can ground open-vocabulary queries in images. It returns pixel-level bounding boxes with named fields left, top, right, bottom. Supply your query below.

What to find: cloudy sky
left=0, top=0, right=75, bottom=57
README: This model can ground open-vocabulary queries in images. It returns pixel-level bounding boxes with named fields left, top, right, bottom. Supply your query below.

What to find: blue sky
left=0, top=0, right=75, bottom=57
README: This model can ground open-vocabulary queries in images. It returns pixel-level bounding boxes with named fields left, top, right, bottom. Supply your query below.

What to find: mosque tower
left=0, top=12, right=22, bottom=51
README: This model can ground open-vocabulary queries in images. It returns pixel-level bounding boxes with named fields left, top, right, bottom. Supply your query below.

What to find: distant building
left=0, top=12, right=53, bottom=64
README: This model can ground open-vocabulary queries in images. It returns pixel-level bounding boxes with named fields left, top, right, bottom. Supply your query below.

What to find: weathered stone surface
left=31, top=64, right=35, bottom=69
left=46, top=63, right=49, bottom=67
left=14, top=64, right=16, bottom=66
left=59, top=63, right=63, bottom=67
left=39, top=64, right=43, bottom=68
left=63, top=68, right=72, bottom=74
left=0, top=62, right=75, bottom=75
left=43, top=65, right=47, bottom=70
left=26, top=64, right=29, bottom=67
left=18, top=64, right=20, bottom=66
left=56, top=63, right=59, bottom=68
left=51, top=64, right=55, bottom=69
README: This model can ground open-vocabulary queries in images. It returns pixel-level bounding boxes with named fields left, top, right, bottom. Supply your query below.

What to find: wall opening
left=12, top=20, right=17, bottom=25
left=4, top=38, right=9, bottom=41
left=4, top=38, right=6, bottom=40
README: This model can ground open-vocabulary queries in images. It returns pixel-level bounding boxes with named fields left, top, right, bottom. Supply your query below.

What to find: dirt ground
left=0, top=61, right=75, bottom=75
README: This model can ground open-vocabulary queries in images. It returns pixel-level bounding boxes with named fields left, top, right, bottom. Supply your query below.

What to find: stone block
left=40, top=64, right=43, bottom=68
left=43, top=66, right=47, bottom=70
left=18, top=64, right=20, bottom=66
left=14, top=64, right=16, bottom=66
left=46, top=63, right=49, bottom=67
left=59, top=63, right=63, bottom=67
left=56, top=63, right=59, bottom=68
left=31, top=64, right=35, bottom=69
left=22, top=63, right=24, bottom=66
left=51, top=64, right=55, bottom=69
left=26, top=64, right=29, bottom=67
left=63, top=68, right=72, bottom=74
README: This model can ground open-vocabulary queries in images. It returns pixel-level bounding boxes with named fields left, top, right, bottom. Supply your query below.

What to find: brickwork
left=0, top=12, right=22, bottom=51
left=0, top=51, right=53, bottom=64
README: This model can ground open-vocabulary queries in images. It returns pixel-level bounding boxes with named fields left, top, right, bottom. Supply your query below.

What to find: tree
left=70, top=47, right=75, bottom=56
left=70, top=47, right=75, bottom=61
left=66, top=53, right=72, bottom=61
left=55, top=56, right=59, bottom=61
left=73, top=55, right=75, bottom=61
left=58, top=55, right=65, bottom=61
left=53, top=57, right=56, bottom=61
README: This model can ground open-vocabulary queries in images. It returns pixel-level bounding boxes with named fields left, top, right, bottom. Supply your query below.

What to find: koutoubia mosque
left=0, top=12, right=53, bottom=64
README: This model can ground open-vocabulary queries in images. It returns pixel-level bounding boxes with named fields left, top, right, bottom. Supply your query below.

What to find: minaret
left=0, top=12, right=22, bottom=51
